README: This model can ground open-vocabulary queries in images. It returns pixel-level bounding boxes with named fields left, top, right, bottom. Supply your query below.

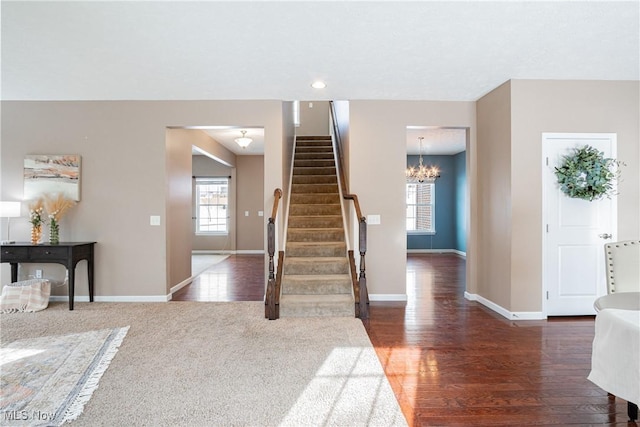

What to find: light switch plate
left=245, top=211, right=249, bottom=217
left=150, top=215, right=161, bottom=226
left=258, top=211, right=264, bottom=217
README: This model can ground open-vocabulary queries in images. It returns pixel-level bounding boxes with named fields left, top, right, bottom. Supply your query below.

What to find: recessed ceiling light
left=311, top=81, right=326, bottom=89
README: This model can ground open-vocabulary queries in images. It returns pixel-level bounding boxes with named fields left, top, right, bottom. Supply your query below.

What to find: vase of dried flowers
left=31, top=225, right=43, bottom=245
left=28, top=198, right=45, bottom=245
left=44, top=193, right=76, bottom=245
left=49, top=218, right=60, bottom=244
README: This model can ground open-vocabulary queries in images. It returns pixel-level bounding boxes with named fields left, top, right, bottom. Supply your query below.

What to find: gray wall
left=475, top=79, right=639, bottom=313
left=1, top=100, right=287, bottom=299
left=509, top=79, right=639, bottom=312
left=236, top=156, right=265, bottom=251
left=476, top=81, right=513, bottom=309
left=297, top=101, right=330, bottom=136
left=347, top=100, right=477, bottom=298
left=1, top=81, right=637, bottom=308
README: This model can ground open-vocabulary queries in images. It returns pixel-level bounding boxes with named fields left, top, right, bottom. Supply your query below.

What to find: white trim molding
left=407, top=249, right=466, bottom=257
left=192, top=250, right=234, bottom=255
left=50, top=295, right=171, bottom=303
left=464, top=292, right=545, bottom=320
left=192, top=250, right=264, bottom=255
left=369, top=294, right=408, bottom=302
left=170, top=276, right=194, bottom=295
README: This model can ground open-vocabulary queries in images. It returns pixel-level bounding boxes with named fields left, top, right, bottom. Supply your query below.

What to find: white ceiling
left=406, top=127, right=466, bottom=155
left=195, top=127, right=265, bottom=156
left=197, top=126, right=465, bottom=156
left=2, top=1, right=637, bottom=156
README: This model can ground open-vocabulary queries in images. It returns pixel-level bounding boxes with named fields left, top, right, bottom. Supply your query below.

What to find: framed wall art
left=24, top=154, right=82, bottom=201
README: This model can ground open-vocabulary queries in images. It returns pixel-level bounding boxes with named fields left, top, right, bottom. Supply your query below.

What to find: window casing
left=195, top=177, right=229, bottom=235
left=406, top=181, right=435, bottom=234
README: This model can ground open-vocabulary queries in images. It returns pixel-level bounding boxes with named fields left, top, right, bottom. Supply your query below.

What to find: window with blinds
left=406, top=182, right=435, bottom=233
left=195, top=177, right=229, bottom=234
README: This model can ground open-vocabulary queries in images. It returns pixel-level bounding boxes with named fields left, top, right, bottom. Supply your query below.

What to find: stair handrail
left=330, top=101, right=369, bottom=319
left=265, top=188, right=283, bottom=320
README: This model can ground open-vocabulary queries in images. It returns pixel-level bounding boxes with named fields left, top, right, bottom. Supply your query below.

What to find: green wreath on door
left=554, top=145, right=623, bottom=201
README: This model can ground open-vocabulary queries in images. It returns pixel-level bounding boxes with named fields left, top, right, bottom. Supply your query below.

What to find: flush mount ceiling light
left=234, top=130, right=253, bottom=149
left=311, top=81, right=326, bottom=89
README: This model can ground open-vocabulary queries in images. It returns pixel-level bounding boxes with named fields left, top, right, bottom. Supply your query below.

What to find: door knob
left=598, top=233, right=612, bottom=239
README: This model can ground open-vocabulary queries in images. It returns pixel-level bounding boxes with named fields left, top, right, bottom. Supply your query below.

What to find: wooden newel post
left=358, top=218, right=369, bottom=319
left=265, top=218, right=276, bottom=319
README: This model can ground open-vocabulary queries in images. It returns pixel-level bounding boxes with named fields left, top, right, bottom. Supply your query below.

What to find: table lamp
left=0, top=201, right=22, bottom=244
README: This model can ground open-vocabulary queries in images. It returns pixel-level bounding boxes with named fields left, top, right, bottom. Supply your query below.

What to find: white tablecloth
left=588, top=308, right=640, bottom=405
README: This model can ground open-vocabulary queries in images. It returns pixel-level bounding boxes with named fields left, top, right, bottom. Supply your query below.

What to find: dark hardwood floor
left=172, top=254, right=265, bottom=301
left=172, top=253, right=634, bottom=426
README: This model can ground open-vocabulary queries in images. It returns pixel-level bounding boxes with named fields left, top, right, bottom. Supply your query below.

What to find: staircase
left=279, top=136, right=355, bottom=317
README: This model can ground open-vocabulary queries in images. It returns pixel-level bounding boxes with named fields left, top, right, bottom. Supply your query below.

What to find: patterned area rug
left=0, top=327, right=129, bottom=426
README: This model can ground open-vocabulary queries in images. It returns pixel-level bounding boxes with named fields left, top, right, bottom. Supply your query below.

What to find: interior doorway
left=405, top=126, right=468, bottom=256
left=404, top=126, right=470, bottom=305
left=167, top=126, right=266, bottom=300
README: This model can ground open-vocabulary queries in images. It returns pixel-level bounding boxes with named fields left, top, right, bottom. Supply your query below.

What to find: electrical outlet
left=35, top=269, right=43, bottom=278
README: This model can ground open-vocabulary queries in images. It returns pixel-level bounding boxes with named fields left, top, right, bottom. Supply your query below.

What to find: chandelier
left=406, top=137, right=440, bottom=182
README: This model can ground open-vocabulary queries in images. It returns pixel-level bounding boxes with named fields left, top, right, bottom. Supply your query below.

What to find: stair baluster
left=358, top=216, right=368, bottom=319
left=265, top=188, right=282, bottom=320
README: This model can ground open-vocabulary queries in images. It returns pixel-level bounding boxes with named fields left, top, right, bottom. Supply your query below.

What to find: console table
left=1, top=242, right=96, bottom=311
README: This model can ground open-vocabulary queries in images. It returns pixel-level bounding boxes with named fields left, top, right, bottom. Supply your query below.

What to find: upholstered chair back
left=604, top=240, right=640, bottom=294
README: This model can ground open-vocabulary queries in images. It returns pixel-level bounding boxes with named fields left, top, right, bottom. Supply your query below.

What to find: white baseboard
left=170, top=276, right=194, bottom=294
left=192, top=250, right=264, bottom=255
left=192, top=250, right=234, bottom=255
left=53, top=293, right=407, bottom=304
left=50, top=295, right=171, bottom=303
left=369, top=294, right=408, bottom=302
left=408, top=249, right=466, bottom=257
left=464, top=292, right=545, bottom=320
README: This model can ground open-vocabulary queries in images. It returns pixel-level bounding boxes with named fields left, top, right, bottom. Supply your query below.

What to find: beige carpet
left=0, top=301, right=407, bottom=426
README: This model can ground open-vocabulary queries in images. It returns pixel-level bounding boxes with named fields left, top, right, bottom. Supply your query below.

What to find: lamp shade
left=0, top=201, right=21, bottom=218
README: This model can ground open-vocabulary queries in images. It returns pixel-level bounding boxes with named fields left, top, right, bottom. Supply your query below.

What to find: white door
left=543, top=133, right=617, bottom=316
